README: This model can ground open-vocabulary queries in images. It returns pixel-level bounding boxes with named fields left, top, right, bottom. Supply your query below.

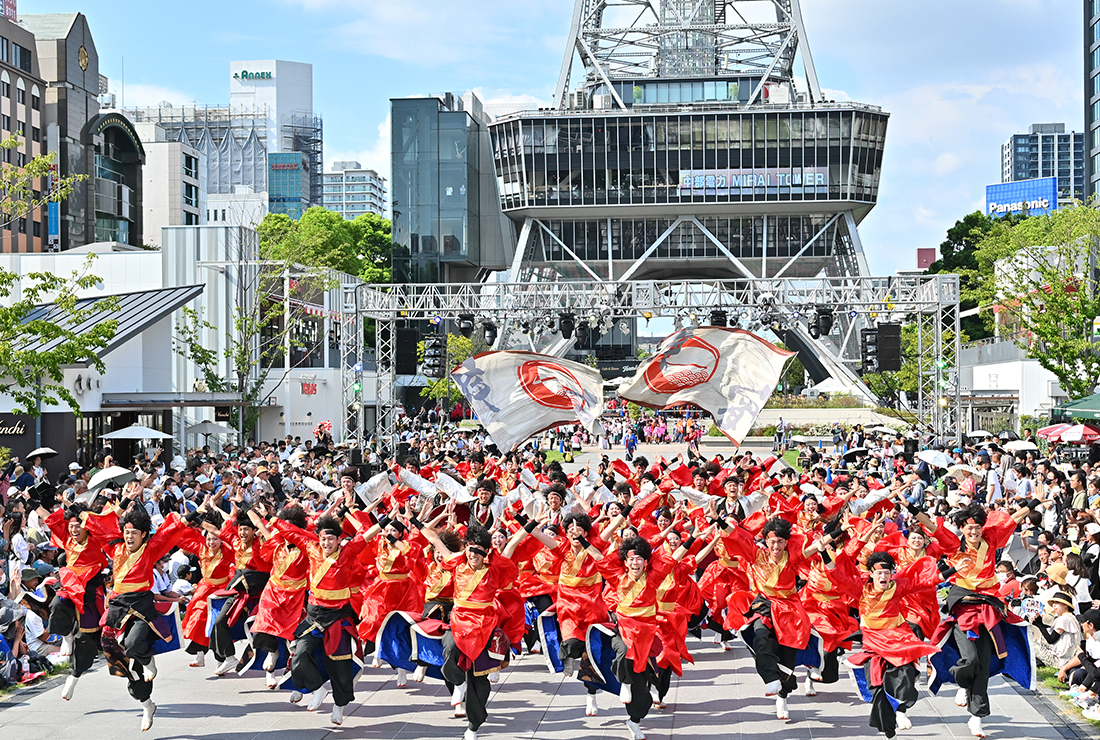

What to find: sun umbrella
left=789, top=434, right=813, bottom=444
left=186, top=421, right=238, bottom=436
left=948, top=464, right=979, bottom=478
left=870, top=425, right=896, bottom=434
left=966, top=430, right=992, bottom=438
left=1054, top=423, right=1100, bottom=444
left=101, top=424, right=174, bottom=440
left=915, top=449, right=952, bottom=469
left=843, top=447, right=870, bottom=462
left=87, top=465, right=138, bottom=493
left=1038, top=423, right=1071, bottom=440
left=25, top=447, right=58, bottom=460
left=1005, top=440, right=1039, bottom=452
left=997, top=430, right=1020, bottom=441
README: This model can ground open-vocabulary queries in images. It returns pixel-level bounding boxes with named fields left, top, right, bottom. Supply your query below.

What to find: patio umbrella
left=966, top=430, right=992, bottom=438
left=100, top=424, right=174, bottom=440
left=843, top=447, right=869, bottom=462
left=186, top=421, right=238, bottom=436
left=87, top=465, right=138, bottom=493
left=1054, top=423, right=1100, bottom=444
left=1038, top=423, right=1071, bottom=440
left=915, top=449, right=952, bottom=469
left=1005, top=440, right=1039, bottom=452
left=25, top=447, right=58, bottom=460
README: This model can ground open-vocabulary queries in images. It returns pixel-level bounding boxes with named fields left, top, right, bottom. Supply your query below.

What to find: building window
left=31, top=126, right=38, bottom=143
left=16, top=87, right=25, bottom=105
left=1, top=81, right=8, bottom=99
left=183, top=153, right=198, bottom=179
left=184, top=212, right=199, bottom=225
left=11, top=44, right=31, bottom=73
left=15, top=152, right=24, bottom=166
left=183, top=182, right=198, bottom=207
left=2, top=114, right=10, bottom=130
left=18, top=217, right=25, bottom=234
left=32, top=220, right=40, bottom=237
left=30, top=93, right=38, bottom=111
left=221, top=209, right=226, bottom=221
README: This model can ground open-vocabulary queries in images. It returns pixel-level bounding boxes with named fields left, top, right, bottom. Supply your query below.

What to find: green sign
left=234, top=70, right=273, bottom=81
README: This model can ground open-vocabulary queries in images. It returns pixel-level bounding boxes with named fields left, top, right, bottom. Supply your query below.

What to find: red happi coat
left=251, top=533, right=309, bottom=641
left=45, top=507, right=115, bottom=613
left=597, top=549, right=676, bottom=673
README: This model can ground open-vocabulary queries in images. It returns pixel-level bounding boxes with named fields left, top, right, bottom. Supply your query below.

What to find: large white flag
left=451, top=351, right=604, bottom=451
left=617, top=328, right=793, bottom=444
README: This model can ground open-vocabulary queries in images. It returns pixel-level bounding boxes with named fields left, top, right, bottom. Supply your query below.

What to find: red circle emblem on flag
left=518, top=360, right=585, bottom=410
left=643, top=335, right=720, bottom=393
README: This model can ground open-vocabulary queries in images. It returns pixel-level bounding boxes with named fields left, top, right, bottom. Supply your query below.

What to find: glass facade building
left=490, top=102, right=887, bottom=281
left=1001, top=123, right=1084, bottom=204
left=1088, top=0, right=1100, bottom=199
left=391, top=94, right=482, bottom=285
left=268, top=151, right=308, bottom=219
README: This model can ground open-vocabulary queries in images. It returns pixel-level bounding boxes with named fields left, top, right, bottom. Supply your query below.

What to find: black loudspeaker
left=395, top=328, right=419, bottom=375
left=904, top=438, right=919, bottom=456
left=877, top=323, right=902, bottom=372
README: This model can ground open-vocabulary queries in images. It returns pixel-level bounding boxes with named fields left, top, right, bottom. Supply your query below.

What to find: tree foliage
left=973, top=203, right=1100, bottom=399
left=0, top=133, right=86, bottom=226
left=257, top=208, right=392, bottom=282
left=0, top=259, right=119, bottom=415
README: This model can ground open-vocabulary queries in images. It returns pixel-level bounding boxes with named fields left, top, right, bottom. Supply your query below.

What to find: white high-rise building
left=229, top=60, right=313, bottom=155
left=135, top=122, right=206, bottom=248
left=322, top=161, right=387, bottom=219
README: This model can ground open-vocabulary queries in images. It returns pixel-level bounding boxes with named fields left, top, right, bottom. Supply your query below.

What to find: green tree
left=772, top=342, right=805, bottom=394
left=925, top=211, right=997, bottom=340
left=348, top=213, right=392, bottom=284
left=0, top=133, right=106, bottom=416
left=0, top=260, right=119, bottom=415
left=257, top=207, right=392, bottom=283
left=972, top=202, right=1100, bottom=399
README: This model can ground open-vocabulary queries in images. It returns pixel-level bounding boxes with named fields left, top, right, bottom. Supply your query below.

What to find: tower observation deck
left=490, top=0, right=887, bottom=285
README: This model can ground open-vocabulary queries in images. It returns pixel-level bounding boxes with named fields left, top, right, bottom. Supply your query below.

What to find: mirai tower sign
left=488, top=0, right=890, bottom=377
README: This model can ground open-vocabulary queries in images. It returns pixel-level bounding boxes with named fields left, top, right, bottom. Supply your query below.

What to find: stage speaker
left=395, top=328, right=419, bottom=375
left=877, top=323, right=902, bottom=373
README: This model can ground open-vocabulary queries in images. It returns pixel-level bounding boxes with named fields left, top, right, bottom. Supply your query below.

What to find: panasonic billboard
left=985, top=177, right=1058, bottom=218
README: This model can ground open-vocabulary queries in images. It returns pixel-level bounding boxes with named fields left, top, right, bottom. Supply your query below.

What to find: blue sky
left=25, top=0, right=1083, bottom=275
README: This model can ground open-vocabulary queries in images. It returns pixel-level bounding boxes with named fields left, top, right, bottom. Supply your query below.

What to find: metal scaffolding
left=344, top=275, right=961, bottom=448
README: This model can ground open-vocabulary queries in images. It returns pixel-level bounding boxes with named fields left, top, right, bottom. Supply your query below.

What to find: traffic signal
left=423, top=335, right=447, bottom=379
left=860, top=328, right=879, bottom=375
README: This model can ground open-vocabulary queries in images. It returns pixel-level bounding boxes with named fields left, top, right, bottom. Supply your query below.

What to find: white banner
left=617, top=328, right=793, bottom=445
left=451, top=351, right=604, bottom=452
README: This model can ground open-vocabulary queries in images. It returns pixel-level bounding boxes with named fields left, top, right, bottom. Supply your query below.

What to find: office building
left=268, top=151, right=309, bottom=219
left=122, top=59, right=322, bottom=213
left=207, top=186, right=268, bottom=228
left=391, top=91, right=513, bottom=285
left=1089, top=0, right=1100, bottom=199
left=322, top=160, right=387, bottom=218
left=23, top=13, right=144, bottom=250
left=1001, top=123, right=1084, bottom=204
left=135, top=122, right=205, bottom=247
left=0, top=13, right=52, bottom=252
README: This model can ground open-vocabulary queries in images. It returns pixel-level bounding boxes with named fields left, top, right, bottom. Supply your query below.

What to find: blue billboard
left=985, top=177, right=1058, bottom=218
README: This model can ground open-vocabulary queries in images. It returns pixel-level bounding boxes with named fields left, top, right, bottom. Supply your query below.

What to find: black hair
left=120, top=503, right=152, bottom=535
left=546, top=482, right=567, bottom=500
left=562, top=512, right=592, bottom=533
left=437, top=528, right=462, bottom=552
left=614, top=481, right=633, bottom=497
left=633, top=456, right=649, bottom=470
left=277, top=504, right=308, bottom=529
left=951, top=502, right=988, bottom=529
left=866, top=551, right=896, bottom=571
left=468, top=451, right=485, bottom=466
left=235, top=509, right=255, bottom=528
left=704, top=461, right=721, bottom=477
left=315, top=514, right=343, bottom=537
left=475, top=479, right=498, bottom=496
left=617, top=536, right=652, bottom=563
left=64, top=502, right=88, bottom=521
left=547, top=470, right=570, bottom=485
left=761, top=516, right=792, bottom=541
left=997, top=560, right=1016, bottom=575
left=464, top=524, right=491, bottom=551
left=656, top=506, right=673, bottom=522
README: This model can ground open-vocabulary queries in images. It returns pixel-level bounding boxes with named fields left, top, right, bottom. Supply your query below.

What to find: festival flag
left=616, top=327, right=793, bottom=445
left=451, top=351, right=604, bottom=452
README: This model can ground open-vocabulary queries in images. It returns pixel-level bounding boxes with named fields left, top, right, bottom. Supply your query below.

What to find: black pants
left=106, top=592, right=159, bottom=703
left=610, top=633, right=652, bottom=723
left=523, top=594, right=554, bottom=650
left=47, top=593, right=99, bottom=678
left=869, top=661, right=919, bottom=739
left=655, top=665, right=673, bottom=701
left=950, top=625, right=992, bottom=718
left=442, top=630, right=492, bottom=732
left=290, top=604, right=356, bottom=708
left=751, top=621, right=797, bottom=698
